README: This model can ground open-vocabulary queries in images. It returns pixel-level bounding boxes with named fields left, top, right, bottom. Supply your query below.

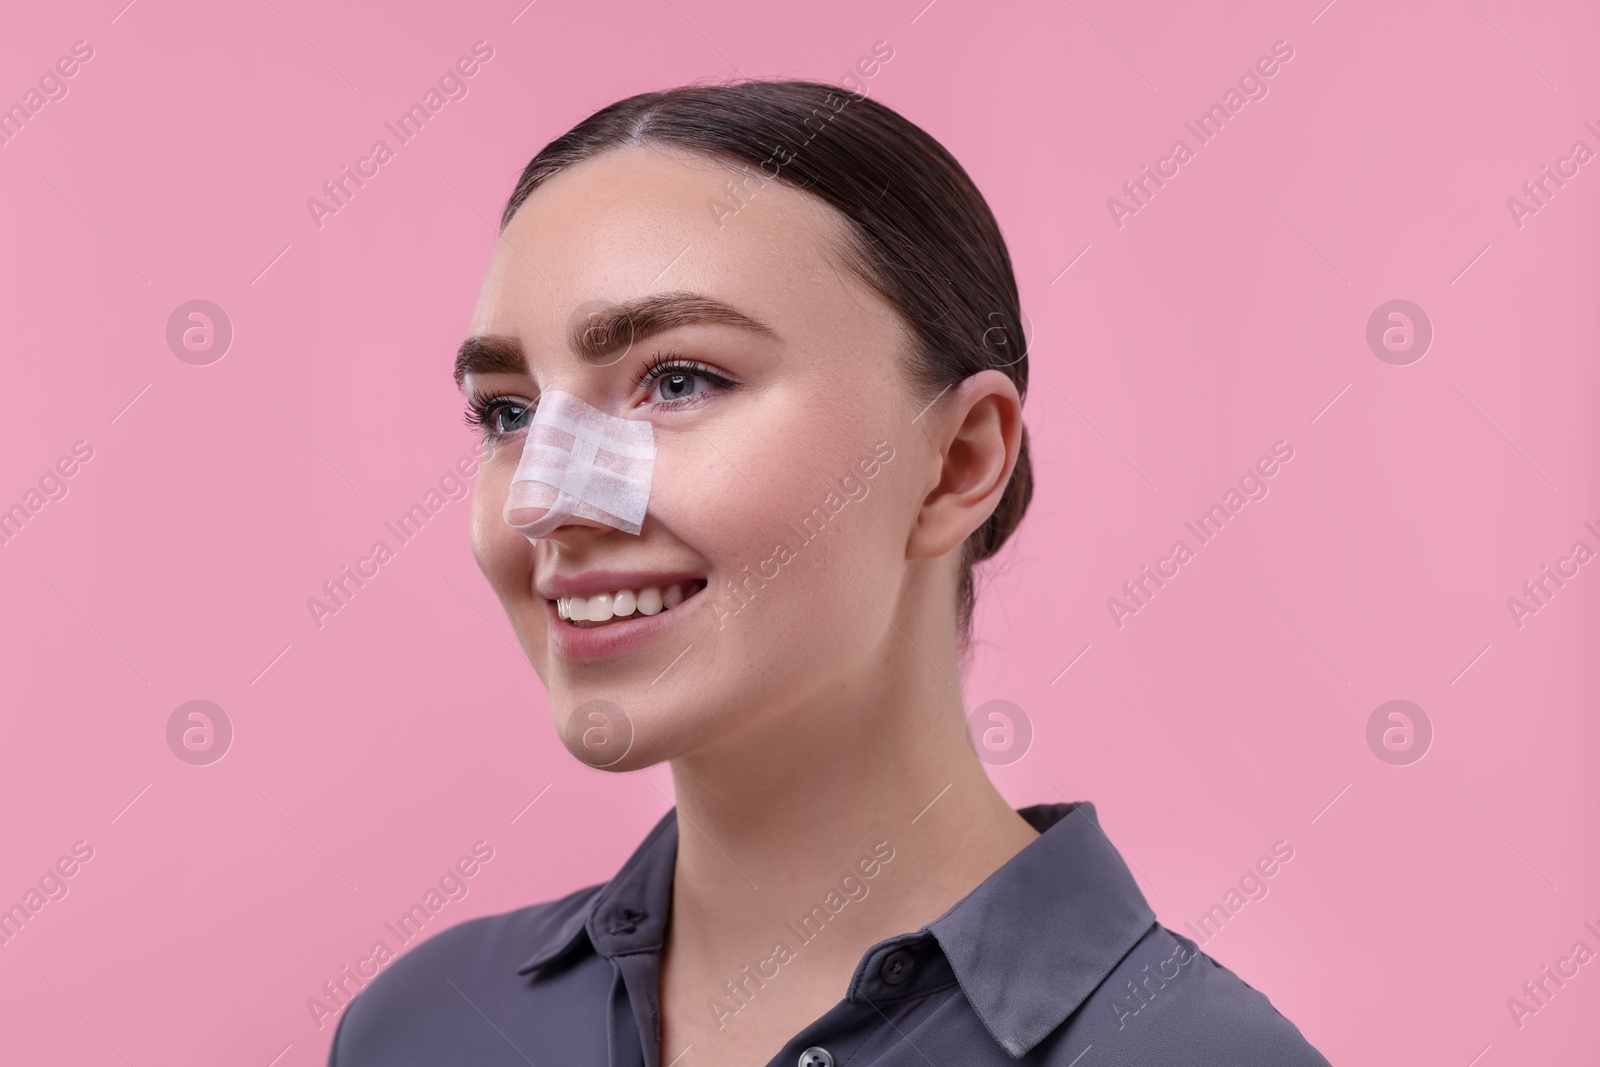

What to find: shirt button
left=798, top=1048, right=834, bottom=1067
left=880, top=948, right=915, bottom=986
left=606, top=906, right=645, bottom=934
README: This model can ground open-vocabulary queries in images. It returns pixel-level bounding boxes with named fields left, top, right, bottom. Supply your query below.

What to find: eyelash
left=461, top=394, right=531, bottom=443
left=632, top=351, right=737, bottom=405
left=462, top=350, right=737, bottom=442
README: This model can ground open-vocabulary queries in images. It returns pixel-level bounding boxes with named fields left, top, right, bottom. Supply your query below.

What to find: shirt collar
left=925, top=802, right=1157, bottom=1056
left=514, top=806, right=679, bottom=976
left=514, top=801, right=1156, bottom=1059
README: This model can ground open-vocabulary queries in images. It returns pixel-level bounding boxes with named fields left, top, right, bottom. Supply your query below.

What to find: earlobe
left=906, top=371, right=1022, bottom=561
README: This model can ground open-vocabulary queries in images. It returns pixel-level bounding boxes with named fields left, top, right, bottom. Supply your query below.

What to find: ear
left=906, top=370, right=1022, bottom=562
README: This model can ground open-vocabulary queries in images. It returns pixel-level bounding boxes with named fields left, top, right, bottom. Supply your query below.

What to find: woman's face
left=462, top=145, right=936, bottom=771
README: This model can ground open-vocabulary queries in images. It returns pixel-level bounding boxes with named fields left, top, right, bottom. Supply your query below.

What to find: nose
left=507, top=513, right=622, bottom=541
left=501, top=389, right=655, bottom=541
left=505, top=482, right=628, bottom=541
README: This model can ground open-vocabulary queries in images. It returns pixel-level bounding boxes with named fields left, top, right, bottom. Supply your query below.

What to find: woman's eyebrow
left=454, top=291, right=775, bottom=387
left=570, top=291, right=776, bottom=364
left=454, top=334, right=526, bottom=388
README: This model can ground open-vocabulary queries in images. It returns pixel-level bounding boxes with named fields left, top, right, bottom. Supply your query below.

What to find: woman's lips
left=546, top=579, right=708, bottom=660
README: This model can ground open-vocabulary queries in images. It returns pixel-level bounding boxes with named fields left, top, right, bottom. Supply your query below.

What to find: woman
left=327, top=79, right=1329, bottom=1066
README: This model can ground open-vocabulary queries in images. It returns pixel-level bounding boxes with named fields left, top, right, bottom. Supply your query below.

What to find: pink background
left=1, top=0, right=1595, bottom=1063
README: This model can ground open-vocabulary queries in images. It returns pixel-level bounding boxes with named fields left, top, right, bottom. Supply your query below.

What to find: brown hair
left=498, top=78, right=1032, bottom=647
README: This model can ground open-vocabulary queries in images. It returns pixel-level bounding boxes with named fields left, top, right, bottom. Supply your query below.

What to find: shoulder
left=1071, top=923, right=1330, bottom=1066
left=326, top=882, right=605, bottom=1066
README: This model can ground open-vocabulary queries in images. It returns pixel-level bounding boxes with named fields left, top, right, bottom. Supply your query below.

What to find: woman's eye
left=650, top=372, right=705, bottom=404
left=492, top=401, right=533, bottom=434
left=636, top=358, right=736, bottom=409
left=466, top=397, right=533, bottom=439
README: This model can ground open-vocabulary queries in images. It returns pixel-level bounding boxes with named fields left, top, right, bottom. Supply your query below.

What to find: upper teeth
left=557, top=583, right=688, bottom=622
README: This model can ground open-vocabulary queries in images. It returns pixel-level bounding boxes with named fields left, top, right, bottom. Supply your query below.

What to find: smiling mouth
left=556, top=579, right=709, bottom=627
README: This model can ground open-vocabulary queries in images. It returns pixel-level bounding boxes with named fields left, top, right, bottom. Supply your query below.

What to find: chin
left=546, top=684, right=709, bottom=772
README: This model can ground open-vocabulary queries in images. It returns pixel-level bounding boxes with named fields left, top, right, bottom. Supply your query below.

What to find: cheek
left=644, top=436, right=773, bottom=601
left=470, top=453, right=532, bottom=600
left=717, top=468, right=906, bottom=693
left=658, top=410, right=902, bottom=625
left=652, top=414, right=857, bottom=558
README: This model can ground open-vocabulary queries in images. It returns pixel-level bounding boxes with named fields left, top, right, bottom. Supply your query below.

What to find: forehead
left=468, top=144, right=881, bottom=346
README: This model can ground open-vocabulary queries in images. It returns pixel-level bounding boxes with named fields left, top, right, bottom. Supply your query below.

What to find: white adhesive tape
left=502, top=389, right=655, bottom=540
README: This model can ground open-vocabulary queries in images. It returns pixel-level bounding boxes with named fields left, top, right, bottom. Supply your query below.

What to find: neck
left=662, top=578, right=1039, bottom=974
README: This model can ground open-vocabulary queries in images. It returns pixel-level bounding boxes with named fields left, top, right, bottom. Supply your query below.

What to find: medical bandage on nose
left=502, top=389, right=655, bottom=540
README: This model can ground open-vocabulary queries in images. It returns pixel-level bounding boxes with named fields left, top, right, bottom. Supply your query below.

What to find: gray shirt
left=328, top=801, right=1331, bottom=1065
